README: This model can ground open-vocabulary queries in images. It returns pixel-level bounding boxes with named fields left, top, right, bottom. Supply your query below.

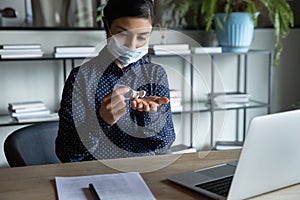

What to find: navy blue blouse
left=55, top=47, right=176, bottom=162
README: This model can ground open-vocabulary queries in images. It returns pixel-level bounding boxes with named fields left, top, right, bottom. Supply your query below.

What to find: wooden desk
left=0, top=150, right=299, bottom=200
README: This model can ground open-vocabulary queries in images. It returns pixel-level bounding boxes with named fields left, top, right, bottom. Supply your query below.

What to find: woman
left=56, top=0, right=176, bottom=162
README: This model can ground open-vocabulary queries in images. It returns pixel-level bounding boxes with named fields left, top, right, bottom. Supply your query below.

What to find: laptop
left=168, top=110, right=300, bottom=200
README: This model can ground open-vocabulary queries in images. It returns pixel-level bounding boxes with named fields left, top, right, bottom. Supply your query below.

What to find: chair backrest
left=4, top=121, right=61, bottom=167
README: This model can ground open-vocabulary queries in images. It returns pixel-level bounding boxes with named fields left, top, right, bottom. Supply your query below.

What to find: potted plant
left=164, top=0, right=294, bottom=66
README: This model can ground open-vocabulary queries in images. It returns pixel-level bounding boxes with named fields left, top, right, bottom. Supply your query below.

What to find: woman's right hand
left=99, top=87, right=130, bottom=125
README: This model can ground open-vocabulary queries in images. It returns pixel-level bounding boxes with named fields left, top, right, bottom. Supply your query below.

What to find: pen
left=89, top=183, right=101, bottom=200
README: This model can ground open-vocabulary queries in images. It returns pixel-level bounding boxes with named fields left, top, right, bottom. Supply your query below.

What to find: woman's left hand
left=131, top=96, right=169, bottom=112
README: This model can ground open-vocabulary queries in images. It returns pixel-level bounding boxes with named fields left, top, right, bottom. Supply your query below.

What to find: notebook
left=168, top=110, right=300, bottom=200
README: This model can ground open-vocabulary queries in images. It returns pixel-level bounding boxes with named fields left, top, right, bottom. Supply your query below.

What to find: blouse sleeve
left=55, top=67, right=96, bottom=162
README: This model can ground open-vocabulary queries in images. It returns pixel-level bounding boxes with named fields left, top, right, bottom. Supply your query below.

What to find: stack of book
left=191, top=46, right=222, bottom=54
left=8, top=100, right=58, bottom=123
left=148, top=43, right=191, bottom=55
left=171, top=144, right=197, bottom=154
left=0, top=44, right=44, bottom=59
left=170, top=89, right=183, bottom=112
left=53, top=46, right=97, bottom=58
left=214, top=141, right=243, bottom=150
left=208, top=92, right=251, bottom=108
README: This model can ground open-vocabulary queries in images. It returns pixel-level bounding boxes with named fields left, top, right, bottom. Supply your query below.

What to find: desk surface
left=0, top=149, right=299, bottom=200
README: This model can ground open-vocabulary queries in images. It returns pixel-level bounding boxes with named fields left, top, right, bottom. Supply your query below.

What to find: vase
left=31, top=0, right=69, bottom=27
left=214, top=12, right=258, bottom=53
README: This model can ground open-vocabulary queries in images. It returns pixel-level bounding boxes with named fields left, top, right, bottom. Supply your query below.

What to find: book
left=214, top=96, right=250, bottom=103
left=9, top=105, right=48, bottom=113
left=150, top=43, right=189, bottom=51
left=0, top=44, right=42, bottom=49
left=55, top=172, right=155, bottom=200
left=208, top=92, right=250, bottom=103
left=0, top=53, right=44, bottom=59
left=8, top=100, right=53, bottom=120
left=54, top=46, right=96, bottom=53
left=8, top=101, right=46, bottom=110
left=11, top=109, right=51, bottom=118
left=211, top=102, right=250, bottom=109
left=191, top=46, right=222, bottom=54
left=0, top=44, right=43, bottom=59
left=54, top=52, right=98, bottom=58
left=171, top=144, right=197, bottom=154
left=149, top=43, right=190, bottom=55
left=0, top=49, right=43, bottom=54
left=14, top=113, right=59, bottom=123
left=149, top=49, right=191, bottom=55
left=214, top=141, right=243, bottom=150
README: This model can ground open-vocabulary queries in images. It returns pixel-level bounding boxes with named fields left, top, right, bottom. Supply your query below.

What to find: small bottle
left=131, top=89, right=146, bottom=99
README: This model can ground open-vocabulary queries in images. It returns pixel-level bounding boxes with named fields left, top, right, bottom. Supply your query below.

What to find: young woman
left=56, top=0, right=176, bottom=162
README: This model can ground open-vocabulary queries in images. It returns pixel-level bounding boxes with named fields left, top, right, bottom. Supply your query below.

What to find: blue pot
left=214, top=12, right=258, bottom=52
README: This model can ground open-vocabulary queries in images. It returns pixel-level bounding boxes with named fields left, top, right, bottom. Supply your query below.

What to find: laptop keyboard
left=195, top=176, right=233, bottom=197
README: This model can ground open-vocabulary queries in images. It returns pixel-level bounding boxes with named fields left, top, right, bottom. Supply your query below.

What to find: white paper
left=55, top=172, right=156, bottom=200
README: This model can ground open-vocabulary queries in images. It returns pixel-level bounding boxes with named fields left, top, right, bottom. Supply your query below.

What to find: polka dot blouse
left=55, top=47, right=176, bottom=162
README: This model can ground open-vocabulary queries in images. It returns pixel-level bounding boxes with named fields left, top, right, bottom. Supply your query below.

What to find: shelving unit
left=150, top=50, right=272, bottom=150
left=0, top=50, right=272, bottom=151
left=209, top=50, right=272, bottom=149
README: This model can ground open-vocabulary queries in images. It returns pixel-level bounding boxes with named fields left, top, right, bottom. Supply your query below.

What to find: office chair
left=4, top=121, right=61, bottom=167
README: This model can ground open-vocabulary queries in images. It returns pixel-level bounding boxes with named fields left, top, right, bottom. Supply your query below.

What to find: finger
left=110, top=88, right=131, bottom=108
left=102, top=95, right=126, bottom=115
left=139, top=100, right=151, bottom=112
left=107, top=107, right=126, bottom=125
left=112, top=102, right=127, bottom=114
left=102, top=92, right=113, bottom=104
left=143, top=102, right=150, bottom=112
left=149, top=101, right=158, bottom=111
left=133, top=99, right=148, bottom=112
left=145, top=96, right=169, bottom=104
left=110, top=94, right=126, bottom=109
left=137, top=101, right=144, bottom=111
left=102, top=88, right=129, bottom=107
left=113, top=86, right=131, bottom=96
left=131, top=100, right=137, bottom=110
left=101, top=95, right=114, bottom=113
left=156, top=97, right=169, bottom=104
left=113, top=106, right=127, bottom=117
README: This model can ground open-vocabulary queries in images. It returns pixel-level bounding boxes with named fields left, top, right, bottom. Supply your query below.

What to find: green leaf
left=161, top=0, right=294, bottom=67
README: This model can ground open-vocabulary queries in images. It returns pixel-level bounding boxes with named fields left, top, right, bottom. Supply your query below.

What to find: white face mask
left=107, top=35, right=149, bottom=67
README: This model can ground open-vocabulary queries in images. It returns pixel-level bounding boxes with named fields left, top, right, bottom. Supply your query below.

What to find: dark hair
left=103, top=0, right=155, bottom=32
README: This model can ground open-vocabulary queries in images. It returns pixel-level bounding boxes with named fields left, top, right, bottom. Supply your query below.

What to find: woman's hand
left=131, top=96, right=169, bottom=112
left=99, top=87, right=130, bottom=125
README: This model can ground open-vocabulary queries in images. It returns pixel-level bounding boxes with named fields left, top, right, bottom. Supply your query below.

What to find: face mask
left=107, top=35, right=149, bottom=67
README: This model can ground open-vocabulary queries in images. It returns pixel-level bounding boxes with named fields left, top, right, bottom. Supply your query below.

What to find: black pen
left=89, top=183, right=101, bottom=200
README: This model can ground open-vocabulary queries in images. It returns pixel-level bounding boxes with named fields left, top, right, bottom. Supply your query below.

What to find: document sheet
left=55, top=172, right=156, bottom=200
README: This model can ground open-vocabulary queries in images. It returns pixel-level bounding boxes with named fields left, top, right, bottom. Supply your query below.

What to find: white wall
left=0, top=28, right=299, bottom=167
left=271, top=29, right=300, bottom=112
left=0, top=30, right=106, bottom=114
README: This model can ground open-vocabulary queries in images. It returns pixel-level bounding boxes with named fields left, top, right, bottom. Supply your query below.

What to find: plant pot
left=214, top=12, right=258, bottom=53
